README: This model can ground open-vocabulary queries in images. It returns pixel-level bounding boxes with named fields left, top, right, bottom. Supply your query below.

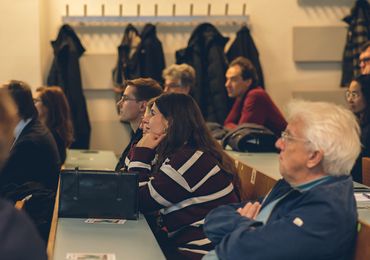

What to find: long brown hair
left=36, top=86, right=74, bottom=147
left=154, top=93, right=236, bottom=176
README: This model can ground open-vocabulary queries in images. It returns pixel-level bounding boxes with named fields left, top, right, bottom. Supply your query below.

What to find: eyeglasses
left=345, top=90, right=360, bottom=100
left=33, top=98, right=41, bottom=103
left=360, top=57, right=370, bottom=64
left=120, top=95, right=138, bottom=102
left=280, top=131, right=309, bottom=143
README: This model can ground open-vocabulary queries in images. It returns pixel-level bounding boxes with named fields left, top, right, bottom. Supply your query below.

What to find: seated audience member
left=203, top=100, right=360, bottom=260
left=347, top=74, right=370, bottom=183
left=360, top=41, right=370, bottom=75
left=128, top=93, right=239, bottom=259
left=34, top=86, right=74, bottom=165
left=0, top=89, right=47, bottom=260
left=224, top=57, right=286, bottom=136
left=0, top=80, right=60, bottom=191
left=115, top=78, right=163, bottom=171
left=162, top=63, right=196, bottom=94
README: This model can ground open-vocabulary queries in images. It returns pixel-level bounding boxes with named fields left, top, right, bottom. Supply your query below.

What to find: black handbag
left=59, top=169, right=139, bottom=220
left=222, top=123, right=278, bottom=152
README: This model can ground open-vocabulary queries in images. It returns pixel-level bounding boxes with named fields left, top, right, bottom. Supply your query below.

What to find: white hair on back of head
left=287, top=100, right=361, bottom=176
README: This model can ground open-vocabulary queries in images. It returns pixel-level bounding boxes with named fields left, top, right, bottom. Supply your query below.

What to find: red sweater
left=224, top=87, right=287, bottom=136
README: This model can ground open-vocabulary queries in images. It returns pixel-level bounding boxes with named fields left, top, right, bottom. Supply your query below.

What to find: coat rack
left=62, top=3, right=249, bottom=26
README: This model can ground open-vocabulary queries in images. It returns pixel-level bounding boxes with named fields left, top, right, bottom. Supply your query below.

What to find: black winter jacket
left=227, top=25, right=265, bottom=88
left=341, top=0, right=370, bottom=87
left=176, top=23, right=231, bottom=124
left=47, top=24, right=91, bottom=149
left=128, top=23, right=165, bottom=84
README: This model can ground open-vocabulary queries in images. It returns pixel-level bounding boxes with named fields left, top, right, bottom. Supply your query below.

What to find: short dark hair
left=355, top=74, right=370, bottom=125
left=229, top=56, right=258, bottom=84
left=125, top=78, right=163, bottom=101
left=3, top=80, right=37, bottom=119
left=361, top=41, right=370, bottom=53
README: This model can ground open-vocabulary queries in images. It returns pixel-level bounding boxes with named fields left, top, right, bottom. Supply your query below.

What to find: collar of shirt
left=13, top=118, right=32, bottom=143
left=292, top=175, right=333, bottom=192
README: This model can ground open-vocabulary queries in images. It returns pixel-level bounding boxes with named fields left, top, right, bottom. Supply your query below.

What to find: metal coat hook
left=190, top=4, right=193, bottom=16
left=137, top=4, right=141, bottom=17
left=243, top=3, right=247, bottom=16
left=84, top=4, right=87, bottom=17
left=172, top=4, right=176, bottom=17
left=225, top=4, right=229, bottom=16
left=119, top=4, right=123, bottom=17
left=66, top=5, right=69, bottom=17
left=155, top=4, right=158, bottom=17
left=101, top=4, right=105, bottom=17
left=207, top=4, right=211, bottom=16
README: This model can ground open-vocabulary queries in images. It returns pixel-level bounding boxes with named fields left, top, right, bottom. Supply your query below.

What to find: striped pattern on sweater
left=128, top=146, right=239, bottom=257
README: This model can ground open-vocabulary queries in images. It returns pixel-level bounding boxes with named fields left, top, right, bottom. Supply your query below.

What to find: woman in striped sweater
left=128, top=93, right=239, bottom=260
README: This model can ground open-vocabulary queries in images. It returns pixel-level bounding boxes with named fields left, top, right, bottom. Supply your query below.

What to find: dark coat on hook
left=112, top=24, right=140, bottom=87
left=47, top=24, right=91, bottom=149
left=227, top=25, right=265, bottom=88
left=341, top=0, right=370, bottom=87
left=176, top=23, right=231, bottom=124
left=128, top=23, right=165, bottom=84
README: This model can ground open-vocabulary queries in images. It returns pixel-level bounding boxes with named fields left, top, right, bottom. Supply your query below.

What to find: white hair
left=287, top=100, right=361, bottom=176
left=162, top=64, right=196, bottom=88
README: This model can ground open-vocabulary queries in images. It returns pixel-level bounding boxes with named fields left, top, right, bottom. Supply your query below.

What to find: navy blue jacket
left=204, top=176, right=357, bottom=260
left=0, top=198, right=47, bottom=259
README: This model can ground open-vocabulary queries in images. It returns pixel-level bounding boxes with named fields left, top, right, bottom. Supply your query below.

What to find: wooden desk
left=52, top=217, right=165, bottom=260
left=48, top=149, right=165, bottom=260
left=64, top=149, right=118, bottom=170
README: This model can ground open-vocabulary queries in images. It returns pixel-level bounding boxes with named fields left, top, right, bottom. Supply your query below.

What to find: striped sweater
left=128, top=146, right=239, bottom=258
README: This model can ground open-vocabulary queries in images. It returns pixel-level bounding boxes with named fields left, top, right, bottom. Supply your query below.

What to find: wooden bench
left=362, top=157, right=370, bottom=187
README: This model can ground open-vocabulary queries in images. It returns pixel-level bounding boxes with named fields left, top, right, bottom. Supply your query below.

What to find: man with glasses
left=224, top=57, right=286, bottom=136
left=203, top=100, right=360, bottom=260
left=115, top=78, right=163, bottom=171
left=359, top=41, right=370, bottom=75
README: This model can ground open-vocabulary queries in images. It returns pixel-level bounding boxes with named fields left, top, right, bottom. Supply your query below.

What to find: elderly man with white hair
left=203, top=100, right=360, bottom=260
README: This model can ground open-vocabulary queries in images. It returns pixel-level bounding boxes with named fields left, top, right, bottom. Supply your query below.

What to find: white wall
left=0, top=0, right=358, bottom=153
left=0, top=0, right=42, bottom=87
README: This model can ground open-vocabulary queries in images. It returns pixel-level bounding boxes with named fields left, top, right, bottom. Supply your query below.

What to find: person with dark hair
left=359, top=41, right=370, bottom=75
left=346, top=74, right=370, bottom=183
left=0, top=89, right=47, bottom=260
left=34, top=86, right=74, bottom=165
left=115, top=78, right=163, bottom=171
left=0, top=80, right=60, bottom=191
left=127, top=93, right=239, bottom=259
left=224, top=56, right=287, bottom=136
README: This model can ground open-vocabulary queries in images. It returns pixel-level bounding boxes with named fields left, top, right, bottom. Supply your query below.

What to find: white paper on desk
left=354, top=193, right=370, bottom=202
left=85, top=218, right=126, bottom=224
left=66, top=253, right=116, bottom=260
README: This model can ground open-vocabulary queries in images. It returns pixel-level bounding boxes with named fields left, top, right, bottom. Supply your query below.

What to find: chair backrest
left=362, top=157, right=370, bottom=186
left=354, top=220, right=370, bottom=260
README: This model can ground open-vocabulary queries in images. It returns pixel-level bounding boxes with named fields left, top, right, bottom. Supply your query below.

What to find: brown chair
left=354, top=220, right=370, bottom=260
left=362, top=157, right=370, bottom=186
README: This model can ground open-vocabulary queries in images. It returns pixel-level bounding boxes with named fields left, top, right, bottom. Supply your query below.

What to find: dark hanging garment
left=112, top=24, right=140, bottom=105
left=128, top=23, right=165, bottom=83
left=47, top=24, right=91, bottom=149
left=176, top=23, right=231, bottom=124
left=112, top=24, right=140, bottom=87
left=340, top=0, right=370, bottom=87
left=227, top=25, right=265, bottom=88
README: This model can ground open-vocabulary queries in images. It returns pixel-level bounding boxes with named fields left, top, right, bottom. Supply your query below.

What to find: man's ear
left=244, top=79, right=252, bottom=88
left=139, top=100, right=147, bottom=112
left=306, top=150, right=324, bottom=169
